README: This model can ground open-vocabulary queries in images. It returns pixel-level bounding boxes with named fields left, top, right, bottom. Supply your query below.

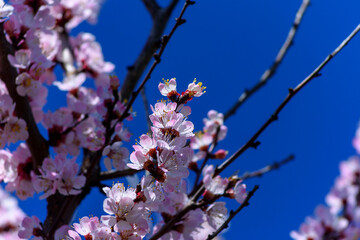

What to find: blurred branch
left=238, top=154, right=294, bottom=181
left=0, top=24, right=48, bottom=169
left=99, top=168, right=142, bottom=181
left=120, top=0, right=180, bottom=101
left=224, top=0, right=311, bottom=120
left=142, top=0, right=160, bottom=20
left=207, top=185, right=259, bottom=240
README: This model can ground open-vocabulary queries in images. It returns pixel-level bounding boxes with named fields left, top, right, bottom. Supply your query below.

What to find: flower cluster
left=69, top=183, right=150, bottom=240
left=291, top=127, right=360, bottom=239
left=68, top=78, right=248, bottom=240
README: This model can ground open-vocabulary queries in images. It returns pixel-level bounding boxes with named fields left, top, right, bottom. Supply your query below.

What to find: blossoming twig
left=224, top=0, right=311, bottom=120
left=207, top=185, right=259, bottom=240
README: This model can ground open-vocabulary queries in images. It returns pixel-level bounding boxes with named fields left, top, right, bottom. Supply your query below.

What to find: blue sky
left=19, top=0, right=360, bottom=239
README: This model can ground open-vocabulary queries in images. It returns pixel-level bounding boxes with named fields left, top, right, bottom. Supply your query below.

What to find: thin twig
left=99, top=168, right=142, bottom=181
left=238, top=154, right=294, bottom=181
left=120, top=0, right=180, bottom=101
left=191, top=23, right=360, bottom=202
left=224, top=0, right=311, bottom=120
left=207, top=185, right=259, bottom=240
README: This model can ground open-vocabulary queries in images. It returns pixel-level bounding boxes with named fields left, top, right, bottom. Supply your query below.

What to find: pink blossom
left=67, top=87, right=100, bottom=114
left=203, top=110, right=228, bottom=141
left=18, top=216, right=43, bottom=240
left=7, top=49, right=31, bottom=69
left=158, top=78, right=179, bottom=101
left=0, top=185, right=25, bottom=239
left=234, top=181, right=247, bottom=204
left=206, top=202, right=228, bottom=229
left=103, top=141, right=130, bottom=171
left=53, top=73, right=86, bottom=91
left=185, top=79, right=206, bottom=97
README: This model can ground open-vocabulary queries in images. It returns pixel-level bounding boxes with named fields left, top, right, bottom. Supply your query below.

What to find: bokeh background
left=18, top=0, right=360, bottom=239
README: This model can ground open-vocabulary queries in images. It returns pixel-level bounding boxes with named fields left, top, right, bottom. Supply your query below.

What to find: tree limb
left=0, top=24, right=48, bottom=169
left=224, top=0, right=311, bottom=120
left=142, top=0, right=160, bottom=20
left=120, top=0, right=179, bottom=101
left=99, top=168, right=142, bottom=181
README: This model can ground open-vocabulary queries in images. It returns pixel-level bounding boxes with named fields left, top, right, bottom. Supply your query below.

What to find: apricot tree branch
left=0, top=24, right=48, bottom=169
left=116, top=0, right=195, bottom=125
left=142, top=0, right=160, bottom=20
left=99, top=168, right=142, bottom=181
left=120, top=0, right=180, bottom=101
left=224, top=0, right=311, bottom=120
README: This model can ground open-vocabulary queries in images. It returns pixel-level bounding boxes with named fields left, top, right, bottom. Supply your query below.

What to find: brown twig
left=207, top=185, right=259, bottom=240
left=224, top=0, right=311, bottom=120
left=0, top=24, right=48, bottom=169
left=99, top=168, right=142, bottom=181
left=238, top=154, right=294, bottom=181
left=120, top=0, right=180, bottom=101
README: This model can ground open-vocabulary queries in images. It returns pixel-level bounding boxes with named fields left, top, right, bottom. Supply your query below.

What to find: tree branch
left=207, top=185, right=259, bottom=240
left=99, top=168, right=142, bottom=181
left=115, top=0, right=195, bottom=126
left=120, top=0, right=180, bottom=101
left=238, top=154, right=294, bottom=181
left=0, top=24, right=48, bottom=169
left=142, top=0, right=160, bottom=20
left=224, top=0, right=311, bottom=120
